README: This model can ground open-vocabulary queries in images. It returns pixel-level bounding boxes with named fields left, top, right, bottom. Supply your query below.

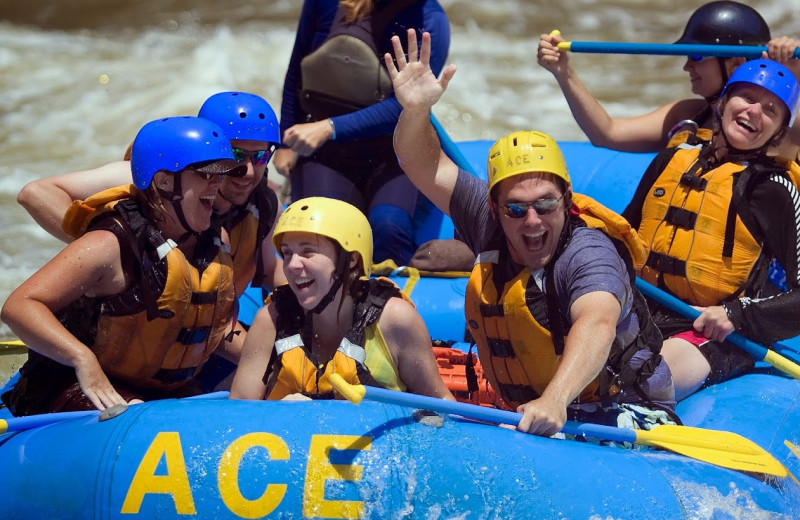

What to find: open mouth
left=294, top=277, right=314, bottom=290
left=522, top=230, right=546, bottom=251
left=735, top=117, right=757, bottom=133
left=199, top=195, right=215, bottom=210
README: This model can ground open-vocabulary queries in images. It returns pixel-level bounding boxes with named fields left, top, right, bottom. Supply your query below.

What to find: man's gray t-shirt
left=449, top=170, right=639, bottom=348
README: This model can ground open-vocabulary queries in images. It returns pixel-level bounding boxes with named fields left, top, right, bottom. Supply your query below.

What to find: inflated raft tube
left=0, top=374, right=798, bottom=519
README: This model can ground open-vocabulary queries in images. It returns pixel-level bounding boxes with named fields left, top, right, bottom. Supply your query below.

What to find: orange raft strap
left=432, top=344, right=510, bottom=410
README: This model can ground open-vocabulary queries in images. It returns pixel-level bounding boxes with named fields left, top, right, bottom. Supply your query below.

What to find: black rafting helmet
left=675, top=1, right=771, bottom=47
left=676, top=2, right=771, bottom=97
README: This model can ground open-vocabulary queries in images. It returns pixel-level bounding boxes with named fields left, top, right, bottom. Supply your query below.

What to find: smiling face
left=491, top=173, right=569, bottom=271
left=279, top=231, right=342, bottom=310
left=155, top=168, right=223, bottom=234
left=182, top=169, right=224, bottom=232
left=217, top=139, right=270, bottom=207
left=720, top=84, right=789, bottom=151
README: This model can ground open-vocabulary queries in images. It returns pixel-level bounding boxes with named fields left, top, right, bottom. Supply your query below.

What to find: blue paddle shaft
left=634, top=278, right=769, bottom=361
left=431, top=113, right=478, bottom=176
left=361, top=385, right=636, bottom=443
left=1, top=409, right=98, bottom=433
left=566, top=42, right=800, bottom=59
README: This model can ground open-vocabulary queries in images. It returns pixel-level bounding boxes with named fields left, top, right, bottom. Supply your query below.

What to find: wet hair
left=134, top=181, right=169, bottom=225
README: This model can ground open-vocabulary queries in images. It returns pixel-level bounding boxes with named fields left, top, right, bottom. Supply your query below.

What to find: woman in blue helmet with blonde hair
left=230, top=196, right=454, bottom=402
left=622, top=59, right=800, bottom=400
left=1, top=117, right=246, bottom=415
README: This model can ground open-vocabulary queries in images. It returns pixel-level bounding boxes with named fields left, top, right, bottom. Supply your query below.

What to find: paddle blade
left=0, top=340, right=27, bottom=355
left=636, top=424, right=787, bottom=477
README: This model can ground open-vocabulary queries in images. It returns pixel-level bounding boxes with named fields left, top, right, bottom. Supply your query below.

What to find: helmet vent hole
left=300, top=204, right=310, bottom=211
left=258, top=113, right=266, bottom=120
left=238, top=112, right=247, bottom=119
left=512, top=137, right=518, bottom=146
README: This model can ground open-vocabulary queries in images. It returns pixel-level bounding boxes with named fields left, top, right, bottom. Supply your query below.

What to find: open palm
left=385, top=30, right=457, bottom=112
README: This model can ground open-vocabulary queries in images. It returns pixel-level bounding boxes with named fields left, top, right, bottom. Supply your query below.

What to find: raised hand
left=537, top=30, right=573, bottom=81
left=384, top=29, right=456, bottom=112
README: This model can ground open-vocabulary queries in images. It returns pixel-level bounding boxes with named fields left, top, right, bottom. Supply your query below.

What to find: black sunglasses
left=502, top=194, right=565, bottom=219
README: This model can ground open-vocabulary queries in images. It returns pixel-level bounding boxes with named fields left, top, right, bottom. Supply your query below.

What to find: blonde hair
left=341, top=0, right=374, bottom=23
left=136, top=180, right=170, bottom=226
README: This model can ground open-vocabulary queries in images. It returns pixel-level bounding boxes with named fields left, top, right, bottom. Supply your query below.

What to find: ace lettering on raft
left=120, top=431, right=373, bottom=518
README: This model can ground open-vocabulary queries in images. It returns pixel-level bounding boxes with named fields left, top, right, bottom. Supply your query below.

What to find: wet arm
left=380, top=298, right=454, bottom=400
left=517, top=291, right=618, bottom=436
left=0, top=230, right=129, bottom=409
left=229, top=304, right=279, bottom=400
left=17, top=160, right=132, bottom=243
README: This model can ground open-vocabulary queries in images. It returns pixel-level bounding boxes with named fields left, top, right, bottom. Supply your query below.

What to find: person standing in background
left=273, top=0, right=450, bottom=266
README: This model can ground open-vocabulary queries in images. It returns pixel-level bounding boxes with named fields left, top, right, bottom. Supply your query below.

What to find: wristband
left=327, top=118, right=336, bottom=140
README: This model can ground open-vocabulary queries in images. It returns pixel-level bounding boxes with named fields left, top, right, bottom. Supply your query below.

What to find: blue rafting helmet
left=721, top=59, right=800, bottom=127
left=198, top=91, right=281, bottom=146
left=130, top=116, right=245, bottom=189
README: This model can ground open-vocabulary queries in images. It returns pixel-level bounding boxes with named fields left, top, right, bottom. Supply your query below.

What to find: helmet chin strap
left=302, top=248, right=352, bottom=345
left=156, top=172, right=197, bottom=243
left=713, top=109, right=777, bottom=163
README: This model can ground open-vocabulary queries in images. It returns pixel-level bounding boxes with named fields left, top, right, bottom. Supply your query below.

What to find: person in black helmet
left=537, top=1, right=800, bottom=158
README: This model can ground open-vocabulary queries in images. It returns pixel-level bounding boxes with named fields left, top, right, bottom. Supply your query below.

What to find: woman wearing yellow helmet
left=230, top=197, right=454, bottom=401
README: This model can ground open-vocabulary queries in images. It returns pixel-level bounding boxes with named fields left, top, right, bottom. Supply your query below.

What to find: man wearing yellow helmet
left=229, top=197, right=454, bottom=402
left=386, top=31, right=675, bottom=436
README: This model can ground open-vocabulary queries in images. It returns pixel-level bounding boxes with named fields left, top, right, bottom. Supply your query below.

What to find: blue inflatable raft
left=0, top=372, right=799, bottom=518
left=2, top=140, right=800, bottom=518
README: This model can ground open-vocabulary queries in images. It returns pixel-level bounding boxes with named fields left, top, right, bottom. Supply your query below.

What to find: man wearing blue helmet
left=622, top=59, right=800, bottom=400
left=2, top=117, right=246, bottom=415
left=197, top=91, right=285, bottom=297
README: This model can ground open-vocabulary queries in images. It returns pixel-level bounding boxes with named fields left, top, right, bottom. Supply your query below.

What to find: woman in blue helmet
left=537, top=1, right=800, bottom=157
left=18, top=91, right=285, bottom=293
left=621, top=59, right=800, bottom=400
left=15, top=92, right=285, bottom=389
left=1, top=117, right=246, bottom=415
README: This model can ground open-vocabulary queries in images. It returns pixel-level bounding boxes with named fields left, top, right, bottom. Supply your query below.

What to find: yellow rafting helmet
left=273, top=197, right=373, bottom=276
left=487, top=131, right=570, bottom=194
